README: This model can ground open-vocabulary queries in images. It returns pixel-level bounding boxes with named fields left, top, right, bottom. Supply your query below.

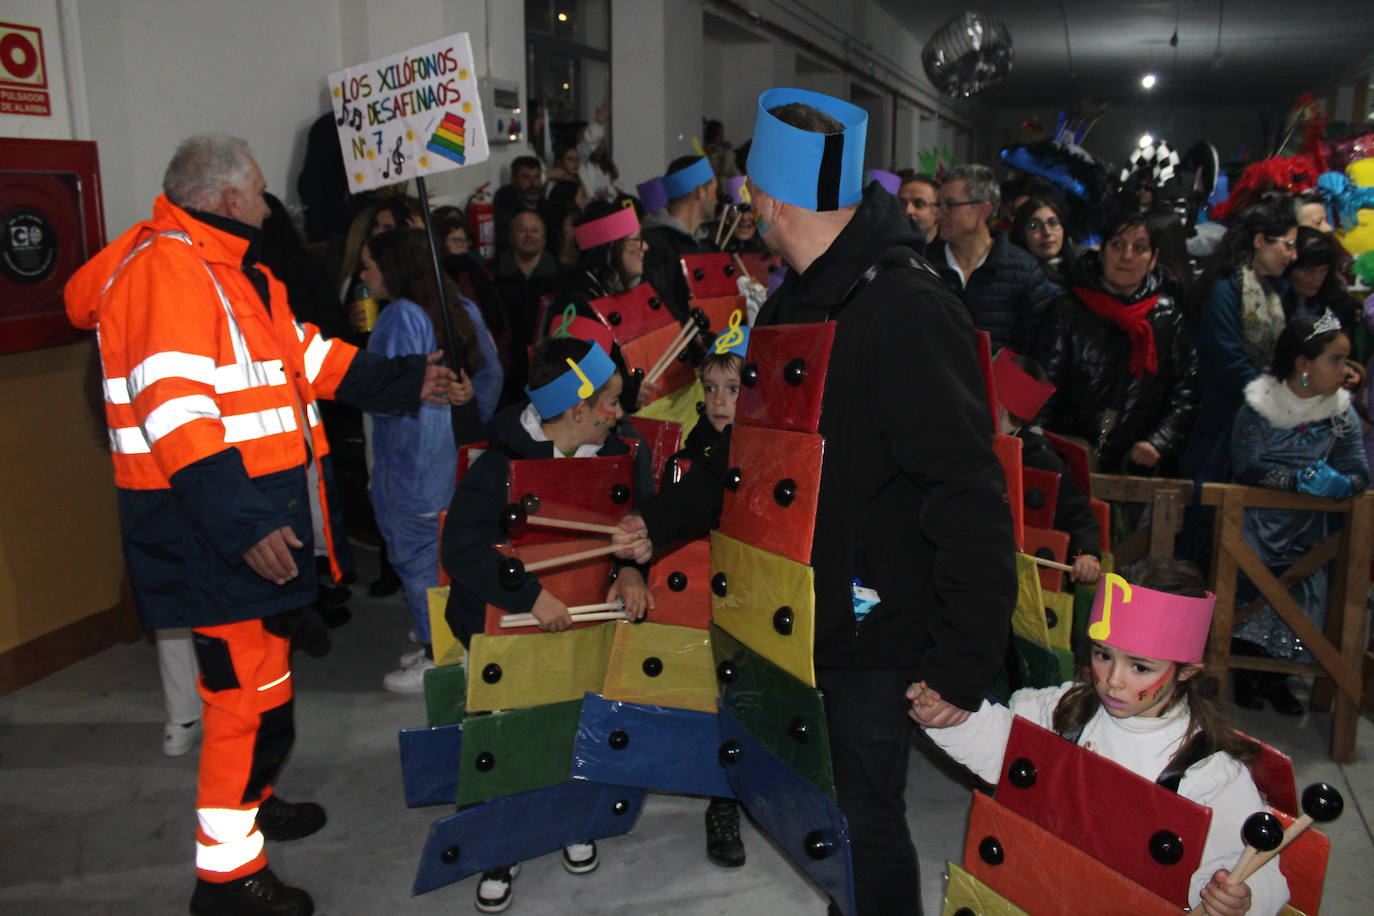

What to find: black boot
left=1258, top=672, right=1304, bottom=717
left=705, top=798, right=745, bottom=868
left=255, top=796, right=326, bottom=842
left=1232, top=670, right=1264, bottom=710
left=189, top=868, right=313, bottom=916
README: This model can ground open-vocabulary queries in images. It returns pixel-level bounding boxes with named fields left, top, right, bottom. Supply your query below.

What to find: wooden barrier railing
left=1089, top=475, right=1193, bottom=565
left=1202, top=483, right=1374, bottom=763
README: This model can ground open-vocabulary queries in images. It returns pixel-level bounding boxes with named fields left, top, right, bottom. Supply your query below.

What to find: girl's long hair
left=366, top=228, right=482, bottom=372
left=1189, top=200, right=1296, bottom=317
left=1051, top=558, right=1259, bottom=769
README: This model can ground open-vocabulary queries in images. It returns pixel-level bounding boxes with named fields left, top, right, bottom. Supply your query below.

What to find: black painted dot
left=612, top=799, right=630, bottom=815
left=718, top=740, right=742, bottom=765
left=773, top=606, right=794, bottom=636
left=441, top=845, right=461, bottom=864
left=1007, top=757, right=1037, bottom=789
left=773, top=478, right=797, bottom=507
left=716, top=661, right=736, bottom=683
left=1025, top=488, right=1045, bottom=510
left=481, top=663, right=502, bottom=684
left=712, top=572, right=727, bottom=597
left=741, top=362, right=758, bottom=387
left=978, top=836, right=1004, bottom=865
left=608, top=730, right=629, bottom=750
left=667, top=571, right=687, bottom=591
left=1149, top=830, right=1184, bottom=865
left=789, top=717, right=809, bottom=743
left=475, top=752, right=495, bottom=772
left=610, top=483, right=630, bottom=504
left=608, top=311, right=622, bottom=326
left=784, top=358, right=806, bottom=386
left=803, top=831, right=832, bottom=860
left=642, top=657, right=663, bottom=677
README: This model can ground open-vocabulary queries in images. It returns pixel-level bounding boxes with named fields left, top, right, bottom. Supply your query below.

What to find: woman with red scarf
left=1031, top=211, right=1200, bottom=474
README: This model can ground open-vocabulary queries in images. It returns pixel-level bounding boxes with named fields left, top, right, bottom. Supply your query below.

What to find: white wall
left=64, top=0, right=523, bottom=238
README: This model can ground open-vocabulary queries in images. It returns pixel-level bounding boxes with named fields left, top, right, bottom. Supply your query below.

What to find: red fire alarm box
left=0, top=137, right=105, bottom=354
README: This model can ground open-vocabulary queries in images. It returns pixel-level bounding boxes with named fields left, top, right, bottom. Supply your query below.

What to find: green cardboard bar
left=711, top=623, right=835, bottom=797
left=424, top=664, right=467, bottom=727
left=458, top=700, right=583, bottom=806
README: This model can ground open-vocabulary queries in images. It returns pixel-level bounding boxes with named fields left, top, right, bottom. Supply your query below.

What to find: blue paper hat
left=711, top=309, right=749, bottom=359
left=748, top=88, right=867, bottom=211
left=525, top=343, right=617, bottom=418
left=660, top=156, right=715, bottom=199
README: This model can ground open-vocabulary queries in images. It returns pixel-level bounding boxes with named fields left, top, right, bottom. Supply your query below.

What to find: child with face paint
left=911, top=559, right=1290, bottom=916
left=439, top=336, right=655, bottom=912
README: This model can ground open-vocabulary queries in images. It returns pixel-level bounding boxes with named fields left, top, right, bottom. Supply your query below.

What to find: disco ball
left=922, top=11, right=1014, bottom=99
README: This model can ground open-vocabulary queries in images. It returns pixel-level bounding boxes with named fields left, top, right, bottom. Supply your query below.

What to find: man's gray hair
left=163, top=134, right=254, bottom=210
left=947, top=163, right=1000, bottom=215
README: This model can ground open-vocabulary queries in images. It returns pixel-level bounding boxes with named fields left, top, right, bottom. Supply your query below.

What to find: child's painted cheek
left=1136, top=670, right=1171, bottom=702
left=594, top=404, right=619, bottom=426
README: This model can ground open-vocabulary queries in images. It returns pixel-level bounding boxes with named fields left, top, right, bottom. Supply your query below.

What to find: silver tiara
left=1304, top=310, right=1342, bottom=340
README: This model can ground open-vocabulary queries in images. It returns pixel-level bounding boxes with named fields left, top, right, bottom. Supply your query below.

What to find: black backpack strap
left=1155, top=732, right=1216, bottom=793
left=826, top=250, right=942, bottom=320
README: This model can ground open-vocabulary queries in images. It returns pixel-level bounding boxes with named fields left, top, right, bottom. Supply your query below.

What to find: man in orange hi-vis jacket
left=65, top=134, right=461, bottom=916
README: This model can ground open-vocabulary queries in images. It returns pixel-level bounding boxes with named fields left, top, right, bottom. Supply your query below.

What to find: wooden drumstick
left=503, top=503, right=620, bottom=536
left=719, top=207, right=746, bottom=248
left=1226, top=812, right=1282, bottom=886
left=1032, top=556, right=1074, bottom=573
left=644, top=317, right=700, bottom=385
left=1233, top=784, right=1343, bottom=885
left=499, top=600, right=627, bottom=628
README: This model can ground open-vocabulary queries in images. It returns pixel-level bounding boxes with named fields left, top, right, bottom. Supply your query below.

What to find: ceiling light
left=557, top=12, right=568, bottom=21
left=1141, top=73, right=1157, bottom=89
left=1139, top=133, right=1154, bottom=148
left=562, top=82, right=570, bottom=90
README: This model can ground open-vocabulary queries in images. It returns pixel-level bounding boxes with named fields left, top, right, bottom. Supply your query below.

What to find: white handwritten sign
left=328, top=32, right=489, bottom=191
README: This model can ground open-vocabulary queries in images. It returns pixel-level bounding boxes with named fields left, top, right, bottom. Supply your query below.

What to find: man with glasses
left=925, top=163, right=1059, bottom=353
left=896, top=172, right=939, bottom=241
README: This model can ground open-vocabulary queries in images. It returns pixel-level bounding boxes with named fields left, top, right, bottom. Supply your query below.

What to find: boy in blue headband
left=641, top=154, right=719, bottom=322
left=440, top=337, right=652, bottom=912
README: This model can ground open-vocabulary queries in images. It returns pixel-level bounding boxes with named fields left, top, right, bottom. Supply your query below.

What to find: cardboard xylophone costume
left=931, top=577, right=1327, bottom=915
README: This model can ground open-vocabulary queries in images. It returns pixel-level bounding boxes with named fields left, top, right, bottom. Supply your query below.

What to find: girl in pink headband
left=911, top=559, right=1289, bottom=916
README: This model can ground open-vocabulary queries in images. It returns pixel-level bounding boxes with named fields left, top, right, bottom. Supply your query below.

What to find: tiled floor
left=2, top=558, right=1371, bottom=915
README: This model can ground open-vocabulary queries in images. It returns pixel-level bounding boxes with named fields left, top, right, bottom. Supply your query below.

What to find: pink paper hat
left=992, top=348, right=1056, bottom=421
left=867, top=168, right=901, bottom=195
left=724, top=176, right=749, bottom=205
left=1087, top=573, right=1215, bottom=663
left=573, top=205, right=639, bottom=251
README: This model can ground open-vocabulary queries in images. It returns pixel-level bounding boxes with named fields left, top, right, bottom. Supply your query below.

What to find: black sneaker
left=705, top=798, right=745, bottom=868
left=189, top=868, right=313, bottom=916
left=475, top=864, right=520, bottom=913
left=255, top=796, right=326, bottom=842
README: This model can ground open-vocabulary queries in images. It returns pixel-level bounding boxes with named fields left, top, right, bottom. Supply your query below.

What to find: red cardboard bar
left=620, top=321, right=696, bottom=400
left=627, top=416, right=682, bottom=494
left=993, top=434, right=1025, bottom=552
left=735, top=323, right=835, bottom=434
left=482, top=538, right=615, bottom=634
left=1023, top=525, right=1069, bottom=593
left=1021, top=466, right=1061, bottom=531
left=718, top=425, right=823, bottom=566
left=507, top=453, right=635, bottom=547
left=644, top=537, right=712, bottom=629
left=680, top=252, right=741, bottom=299
left=587, top=282, right=673, bottom=343
left=996, top=717, right=1210, bottom=908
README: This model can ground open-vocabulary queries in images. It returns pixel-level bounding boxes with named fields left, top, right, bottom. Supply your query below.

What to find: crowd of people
left=68, top=82, right=1374, bottom=916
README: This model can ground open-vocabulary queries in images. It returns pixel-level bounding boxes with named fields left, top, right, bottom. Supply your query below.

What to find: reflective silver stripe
left=127, top=351, right=217, bottom=400
left=109, top=426, right=152, bottom=454
left=195, top=808, right=264, bottom=874
left=196, top=263, right=253, bottom=369
left=214, top=359, right=286, bottom=394
left=222, top=406, right=296, bottom=443
left=104, top=377, right=131, bottom=405
left=143, top=394, right=221, bottom=444
left=302, top=333, right=332, bottom=383
left=305, top=402, right=321, bottom=427
left=100, top=231, right=191, bottom=294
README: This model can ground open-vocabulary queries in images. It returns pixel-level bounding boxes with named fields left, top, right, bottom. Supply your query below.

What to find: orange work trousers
left=190, top=618, right=294, bottom=882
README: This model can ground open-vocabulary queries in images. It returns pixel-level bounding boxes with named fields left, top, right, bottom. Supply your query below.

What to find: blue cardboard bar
left=717, top=707, right=857, bottom=916
left=398, top=724, right=463, bottom=808
left=570, top=693, right=734, bottom=799
left=412, top=781, right=647, bottom=894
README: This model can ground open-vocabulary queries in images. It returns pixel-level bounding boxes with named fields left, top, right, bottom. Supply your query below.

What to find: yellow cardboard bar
left=942, top=861, right=1029, bottom=916
left=710, top=531, right=815, bottom=686
left=633, top=377, right=705, bottom=428
left=1043, top=589, right=1074, bottom=654
left=427, top=586, right=466, bottom=668
left=465, top=623, right=617, bottom=713
left=602, top=621, right=716, bottom=712
left=1011, top=553, right=1051, bottom=648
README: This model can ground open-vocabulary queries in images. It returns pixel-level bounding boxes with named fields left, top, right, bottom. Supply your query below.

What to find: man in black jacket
left=619, top=91, right=1016, bottom=916
left=925, top=164, right=1059, bottom=353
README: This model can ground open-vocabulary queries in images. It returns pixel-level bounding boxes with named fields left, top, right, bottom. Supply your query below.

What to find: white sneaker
left=475, top=863, right=520, bottom=913
left=383, top=654, right=435, bottom=693
left=397, top=646, right=428, bottom=667
left=562, top=840, right=598, bottom=874
left=162, top=720, right=202, bottom=758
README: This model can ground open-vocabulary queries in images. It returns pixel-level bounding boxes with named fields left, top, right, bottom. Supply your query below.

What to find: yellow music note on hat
left=1087, top=573, right=1131, bottom=641
left=566, top=358, right=594, bottom=398
left=714, top=310, right=744, bottom=355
